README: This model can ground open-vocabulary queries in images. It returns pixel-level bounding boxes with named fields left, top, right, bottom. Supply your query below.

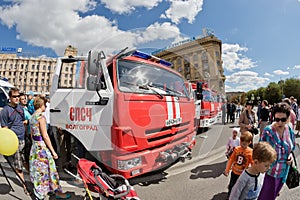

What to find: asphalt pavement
left=1, top=114, right=300, bottom=200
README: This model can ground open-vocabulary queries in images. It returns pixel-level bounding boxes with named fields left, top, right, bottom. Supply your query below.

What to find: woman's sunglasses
left=274, top=117, right=287, bottom=122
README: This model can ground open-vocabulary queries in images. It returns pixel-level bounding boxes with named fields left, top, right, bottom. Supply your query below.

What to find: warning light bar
left=131, top=50, right=172, bottom=67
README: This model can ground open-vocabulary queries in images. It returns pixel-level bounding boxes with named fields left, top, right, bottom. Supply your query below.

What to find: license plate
left=165, top=117, right=182, bottom=126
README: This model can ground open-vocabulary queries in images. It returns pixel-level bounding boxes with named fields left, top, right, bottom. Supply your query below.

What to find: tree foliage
left=239, top=78, right=300, bottom=106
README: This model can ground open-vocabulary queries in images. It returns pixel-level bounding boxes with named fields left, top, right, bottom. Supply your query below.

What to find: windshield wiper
left=121, top=81, right=163, bottom=99
left=150, top=83, right=182, bottom=96
left=139, top=84, right=163, bottom=99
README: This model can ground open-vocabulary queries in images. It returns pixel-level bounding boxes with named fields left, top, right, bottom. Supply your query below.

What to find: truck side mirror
left=87, top=76, right=97, bottom=91
left=88, top=50, right=106, bottom=75
left=197, top=82, right=203, bottom=93
left=196, top=82, right=203, bottom=100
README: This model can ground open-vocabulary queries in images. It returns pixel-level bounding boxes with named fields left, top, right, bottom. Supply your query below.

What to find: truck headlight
left=200, top=109, right=210, bottom=116
left=117, top=157, right=142, bottom=170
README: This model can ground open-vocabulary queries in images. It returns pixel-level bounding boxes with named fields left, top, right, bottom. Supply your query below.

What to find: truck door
left=50, top=54, right=114, bottom=151
left=0, top=87, right=8, bottom=109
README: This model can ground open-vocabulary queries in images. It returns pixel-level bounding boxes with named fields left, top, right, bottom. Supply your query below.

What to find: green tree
left=283, top=78, right=300, bottom=100
left=264, top=82, right=281, bottom=105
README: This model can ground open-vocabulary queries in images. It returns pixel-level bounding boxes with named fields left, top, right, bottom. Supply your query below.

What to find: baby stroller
left=65, top=155, right=140, bottom=200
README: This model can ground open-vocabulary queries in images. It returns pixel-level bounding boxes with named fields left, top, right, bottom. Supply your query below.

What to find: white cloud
left=225, top=70, right=270, bottom=92
left=136, top=22, right=180, bottom=43
left=222, top=43, right=257, bottom=71
left=100, top=0, right=162, bottom=14
left=293, top=65, right=300, bottom=69
left=161, top=0, right=204, bottom=24
left=0, top=0, right=182, bottom=56
left=264, top=72, right=273, bottom=77
left=273, top=70, right=289, bottom=75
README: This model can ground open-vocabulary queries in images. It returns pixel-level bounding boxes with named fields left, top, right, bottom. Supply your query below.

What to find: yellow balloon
left=0, top=128, right=19, bottom=156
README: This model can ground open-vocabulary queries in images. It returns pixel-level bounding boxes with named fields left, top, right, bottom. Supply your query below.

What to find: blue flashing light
left=132, top=50, right=172, bottom=67
left=132, top=51, right=151, bottom=60
left=159, top=59, right=172, bottom=67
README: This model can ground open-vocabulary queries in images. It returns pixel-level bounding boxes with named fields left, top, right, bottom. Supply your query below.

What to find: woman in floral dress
left=29, top=96, right=70, bottom=199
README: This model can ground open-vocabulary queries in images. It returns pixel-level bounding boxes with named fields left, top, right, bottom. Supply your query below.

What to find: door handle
left=50, top=108, right=61, bottom=113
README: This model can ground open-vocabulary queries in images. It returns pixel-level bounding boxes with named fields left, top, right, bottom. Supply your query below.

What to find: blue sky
left=0, top=0, right=300, bottom=92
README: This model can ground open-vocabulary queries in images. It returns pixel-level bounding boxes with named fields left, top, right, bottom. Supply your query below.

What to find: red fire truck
left=192, top=82, right=218, bottom=131
left=212, top=90, right=223, bottom=120
left=50, top=49, right=198, bottom=178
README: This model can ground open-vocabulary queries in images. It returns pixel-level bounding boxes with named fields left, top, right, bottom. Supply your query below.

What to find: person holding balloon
left=0, top=87, right=30, bottom=195
left=29, top=96, right=70, bottom=200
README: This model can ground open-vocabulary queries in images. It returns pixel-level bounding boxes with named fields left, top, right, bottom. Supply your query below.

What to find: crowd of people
left=1, top=86, right=300, bottom=200
left=0, top=88, right=71, bottom=200
left=223, top=97, right=298, bottom=200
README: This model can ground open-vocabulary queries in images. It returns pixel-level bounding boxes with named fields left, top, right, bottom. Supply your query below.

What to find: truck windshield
left=202, top=89, right=213, bottom=102
left=117, top=60, right=188, bottom=98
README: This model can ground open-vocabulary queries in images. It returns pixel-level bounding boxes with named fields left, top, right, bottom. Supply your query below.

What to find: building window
left=186, top=74, right=191, bottom=80
left=193, top=54, right=198, bottom=61
left=37, top=65, right=39, bottom=70
left=32, top=65, right=35, bottom=70
left=203, top=62, right=209, bottom=70
left=184, top=64, right=190, bottom=73
left=177, top=58, right=182, bottom=65
left=215, top=51, right=220, bottom=58
left=217, top=60, right=221, bottom=66
left=202, top=52, right=208, bottom=61
left=184, top=55, right=189, bottom=65
left=178, top=66, right=182, bottom=72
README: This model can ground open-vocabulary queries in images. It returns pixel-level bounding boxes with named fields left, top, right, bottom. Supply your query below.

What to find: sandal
left=55, top=193, right=71, bottom=199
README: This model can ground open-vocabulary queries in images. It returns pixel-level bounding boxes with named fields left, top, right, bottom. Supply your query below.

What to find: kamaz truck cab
left=50, top=49, right=197, bottom=178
